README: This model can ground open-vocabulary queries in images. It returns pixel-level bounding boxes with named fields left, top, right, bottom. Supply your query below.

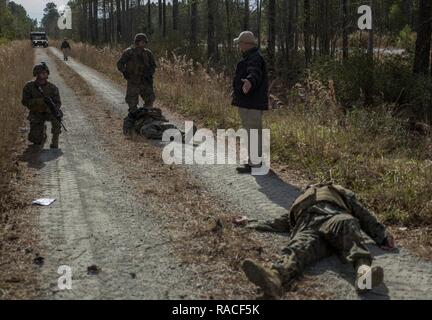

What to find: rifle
left=37, top=86, right=67, bottom=132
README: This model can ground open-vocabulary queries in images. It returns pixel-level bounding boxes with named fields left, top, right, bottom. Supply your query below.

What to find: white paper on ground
left=32, top=198, right=56, bottom=206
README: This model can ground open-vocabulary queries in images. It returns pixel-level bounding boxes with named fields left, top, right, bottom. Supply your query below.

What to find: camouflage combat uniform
left=123, top=106, right=178, bottom=139
left=21, top=81, right=62, bottom=145
left=116, top=45, right=156, bottom=113
left=248, top=183, right=387, bottom=288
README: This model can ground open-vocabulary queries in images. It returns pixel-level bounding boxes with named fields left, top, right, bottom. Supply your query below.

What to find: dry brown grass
left=0, top=41, right=34, bottom=193
left=0, top=41, right=41, bottom=299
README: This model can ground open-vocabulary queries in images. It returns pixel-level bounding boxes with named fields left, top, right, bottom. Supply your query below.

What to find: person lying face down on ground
left=234, top=182, right=396, bottom=298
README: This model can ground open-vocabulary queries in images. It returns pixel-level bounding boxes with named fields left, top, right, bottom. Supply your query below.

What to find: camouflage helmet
left=33, top=62, right=50, bottom=77
left=134, top=33, right=148, bottom=44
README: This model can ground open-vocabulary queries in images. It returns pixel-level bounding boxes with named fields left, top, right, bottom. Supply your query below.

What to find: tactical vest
left=289, top=184, right=349, bottom=224
left=126, top=47, right=151, bottom=78
left=27, top=82, right=57, bottom=113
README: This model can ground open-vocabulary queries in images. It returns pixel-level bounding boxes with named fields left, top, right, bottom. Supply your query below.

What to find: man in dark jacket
left=232, top=31, right=269, bottom=174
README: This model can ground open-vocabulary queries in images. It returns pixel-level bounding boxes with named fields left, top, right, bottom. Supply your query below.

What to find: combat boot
left=242, top=259, right=284, bottom=298
left=50, top=134, right=59, bottom=149
left=354, top=260, right=384, bottom=293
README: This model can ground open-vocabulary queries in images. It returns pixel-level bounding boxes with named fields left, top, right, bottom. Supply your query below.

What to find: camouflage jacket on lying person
left=247, top=183, right=388, bottom=246
left=123, top=107, right=179, bottom=139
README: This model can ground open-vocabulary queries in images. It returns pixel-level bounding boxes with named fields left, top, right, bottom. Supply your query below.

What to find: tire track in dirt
left=48, top=47, right=432, bottom=300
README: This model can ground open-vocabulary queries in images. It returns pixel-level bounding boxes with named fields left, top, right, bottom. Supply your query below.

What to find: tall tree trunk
left=207, top=0, right=217, bottom=60
left=190, top=0, right=198, bottom=49
left=121, top=0, right=126, bottom=43
left=110, top=0, right=114, bottom=43
left=367, top=0, right=374, bottom=56
left=364, top=0, right=375, bottom=106
left=304, top=0, right=312, bottom=66
left=225, top=0, right=232, bottom=50
left=318, top=0, right=330, bottom=55
left=158, top=0, right=162, bottom=32
left=82, top=0, right=88, bottom=42
left=342, top=0, right=349, bottom=61
left=125, top=0, right=130, bottom=43
left=257, top=0, right=262, bottom=47
left=162, top=0, right=167, bottom=37
left=93, top=0, right=98, bottom=43
left=116, top=0, right=121, bottom=43
left=283, top=0, right=295, bottom=74
left=147, top=0, right=152, bottom=34
left=129, top=0, right=133, bottom=42
left=88, top=1, right=93, bottom=43
left=267, top=0, right=276, bottom=76
left=413, top=0, right=432, bottom=75
left=294, top=0, right=299, bottom=51
left=173, top=0, right=179, bottom=31
left=103, top=0, right=107, bottom=43
left=244, top=0, right=249, bottom=30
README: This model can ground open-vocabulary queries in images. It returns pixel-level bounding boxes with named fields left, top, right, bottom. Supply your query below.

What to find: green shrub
left=308, top=50, right=432, bottom=124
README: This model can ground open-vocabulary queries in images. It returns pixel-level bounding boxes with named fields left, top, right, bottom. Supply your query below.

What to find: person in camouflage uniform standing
left=22, top=62, right=62, bottom=149
left=116, top=33, right=156, bottom=116
left=237, top=183, right=396, bottom=298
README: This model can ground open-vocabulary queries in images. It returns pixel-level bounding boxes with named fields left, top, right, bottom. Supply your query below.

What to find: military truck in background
left=30, top=32, right=48, bottom=48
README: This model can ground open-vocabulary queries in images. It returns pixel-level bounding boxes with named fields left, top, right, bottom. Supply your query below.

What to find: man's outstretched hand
left=241, top=79, right=252, bottom=94
left=381, top=233, right=396, bottom=251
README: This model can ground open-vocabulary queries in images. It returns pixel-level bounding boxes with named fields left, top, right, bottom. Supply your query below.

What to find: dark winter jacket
left=231, top=47, right=269, bottom=110
left=61, top=41, right=71, bottom=50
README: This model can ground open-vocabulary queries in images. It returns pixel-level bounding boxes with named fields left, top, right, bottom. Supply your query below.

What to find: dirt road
left=27, top=48, right=219, bottom=299
left=28, top=47, right=432, bottom=300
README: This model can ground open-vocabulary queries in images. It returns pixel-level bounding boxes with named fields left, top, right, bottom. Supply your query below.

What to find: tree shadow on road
left=18, top=145, right=63, bottom=170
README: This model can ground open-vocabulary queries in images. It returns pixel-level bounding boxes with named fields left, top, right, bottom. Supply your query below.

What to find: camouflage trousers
left=125, top=80, right=155, bottom=113
left=62, top=48, right=70, bottom=60
left=272, top=202, right=372, bottom=287
left=28, top=112, right=61, bottom=145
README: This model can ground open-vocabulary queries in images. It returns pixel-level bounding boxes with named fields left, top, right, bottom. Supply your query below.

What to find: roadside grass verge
left=55, top=42, right=432, bottom=230
left=0, top=41, right=33, bottom=190
left=0, top=41, right=40, bottom=298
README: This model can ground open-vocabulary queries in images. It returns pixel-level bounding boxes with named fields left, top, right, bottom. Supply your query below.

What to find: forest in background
left=0, top=0, right=36, bottom=42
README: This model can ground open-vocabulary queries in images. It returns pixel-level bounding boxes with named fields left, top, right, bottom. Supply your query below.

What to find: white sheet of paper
left=32, top=198, right=56, bottom=206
